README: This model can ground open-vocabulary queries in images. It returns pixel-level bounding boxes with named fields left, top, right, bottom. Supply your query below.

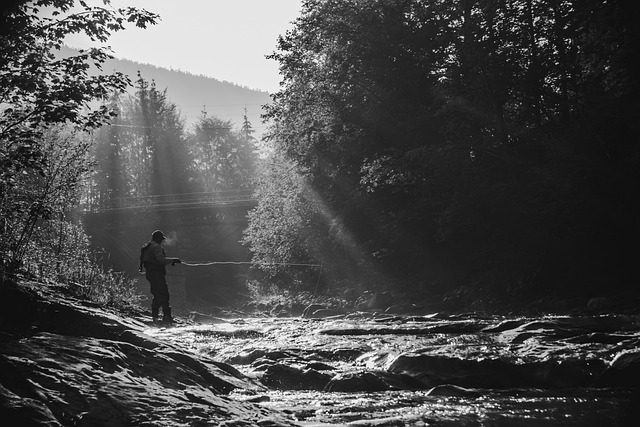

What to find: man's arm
left=151, top=244, right=177, bottom=266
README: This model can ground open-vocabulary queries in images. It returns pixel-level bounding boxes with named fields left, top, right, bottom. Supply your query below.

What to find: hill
left=61, top=46, right=273, bottom=138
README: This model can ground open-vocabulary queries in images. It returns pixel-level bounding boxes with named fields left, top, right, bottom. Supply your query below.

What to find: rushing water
left=147, top=313, right=639, bottom=426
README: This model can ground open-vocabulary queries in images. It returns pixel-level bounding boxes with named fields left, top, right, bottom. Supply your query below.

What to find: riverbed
left=147, top=312, right=639, bottom=426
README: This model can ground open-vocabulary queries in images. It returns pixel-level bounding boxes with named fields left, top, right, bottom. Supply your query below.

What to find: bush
left=16, top=218, right=142, bottom=310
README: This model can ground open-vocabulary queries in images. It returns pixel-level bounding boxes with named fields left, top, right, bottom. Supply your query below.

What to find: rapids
left=147, top=312, right=639, bottom=426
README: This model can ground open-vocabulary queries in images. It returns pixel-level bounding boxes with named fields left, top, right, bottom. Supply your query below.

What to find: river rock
left=386, top=353, right=609, bottom=389
left=0, top=282, right=298, bottom=426
left=387, top=353, right=520, bottom=388
left=324, top=371, right=390, bottom=392
left=227, top=348, right=267, bottom=365
left=0, top=331, right=294, bottom=426
left=261, top=363, right=332, bottom=390
left=325, top=369, right=432, bottom=392
left=304, top=361, right=335, bottom=371
left=426, top=384, right=481, bottom=397
left=596, top=350, right=640, bottom=387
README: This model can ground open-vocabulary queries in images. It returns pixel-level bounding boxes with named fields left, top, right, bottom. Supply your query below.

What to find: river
left=147, top=312, right=639, bottom=426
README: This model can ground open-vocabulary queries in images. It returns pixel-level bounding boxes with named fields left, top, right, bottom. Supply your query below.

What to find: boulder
left=0, top=283, right=296, bottom=426
left=596, top=350, right=640, bottom=388
left=324, top=371, right=390, bottom=392
left=0, top=332, right=285, bottom=426
left=304, top=361, right=335, bottom=371
left=261, top=364, right=331, bottom=390
left=387, top=353, right=609, bottom=389
left=226, top=349, right=267, bottom=365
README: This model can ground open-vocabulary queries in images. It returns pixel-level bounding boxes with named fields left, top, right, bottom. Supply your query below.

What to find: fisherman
left=140, top=230, right=181, bottom=323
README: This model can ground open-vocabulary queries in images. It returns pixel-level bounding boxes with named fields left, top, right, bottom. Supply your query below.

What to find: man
left=141, top=230, right=181, bottom=323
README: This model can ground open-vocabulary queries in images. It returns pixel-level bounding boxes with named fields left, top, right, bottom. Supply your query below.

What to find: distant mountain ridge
left=61, top=46, right=273, bottom=138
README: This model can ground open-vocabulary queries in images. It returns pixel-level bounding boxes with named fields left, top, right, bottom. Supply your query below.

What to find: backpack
left=139, top=241, right=152, bottom=272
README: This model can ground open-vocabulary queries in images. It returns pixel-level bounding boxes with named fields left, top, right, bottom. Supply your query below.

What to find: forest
left=1, top=0, right=639, bottom=312
left=247, top=0, right=640, bottom=308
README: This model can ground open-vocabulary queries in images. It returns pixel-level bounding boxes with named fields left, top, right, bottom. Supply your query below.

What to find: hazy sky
left=63, top=0, right=303, bottom=93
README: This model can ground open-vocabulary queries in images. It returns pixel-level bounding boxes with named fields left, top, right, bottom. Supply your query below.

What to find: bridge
left=79, top=189, right=256, bottom=213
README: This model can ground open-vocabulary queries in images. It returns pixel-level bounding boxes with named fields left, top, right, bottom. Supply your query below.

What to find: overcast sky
left=63, top=0, right=302, bottom=93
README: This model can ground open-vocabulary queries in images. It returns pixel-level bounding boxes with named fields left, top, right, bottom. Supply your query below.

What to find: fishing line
left=181, top=261, right=321, bottom=267
left=181, top=261, right=324, bottom=295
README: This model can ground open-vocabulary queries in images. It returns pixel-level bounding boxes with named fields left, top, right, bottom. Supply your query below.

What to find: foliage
left=242, top=279, right=342, bottom=314
left=248, top=0, right=640, bottom=299
left=188, top=109, right=258, bottom=192
left=87, top=74, right=195, bottom=206
left=1, top=0, right=158, bottom=274
left=1, top=125, right=94, bottom=270
left=86, top=77, right=260, bottom=209
left=20, top=218, right=142, bottom=309
left=0, top=0, right=157, bottom=191
left=242, top=151, right=325, bottom=290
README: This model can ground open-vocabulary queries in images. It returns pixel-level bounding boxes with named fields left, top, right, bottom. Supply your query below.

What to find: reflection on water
left=147, top=313, right=639, bottom=425
left=242, top=388, right=636, bottom=426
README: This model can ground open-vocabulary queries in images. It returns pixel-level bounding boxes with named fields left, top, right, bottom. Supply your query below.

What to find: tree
left=88, top=74, right=196, bottom=207
left=91, top=92, right=128, bottom=205
left=189, top=109, right=258, bottom=192
left=261, top=0, right=455, bottom=289
left=1, top=125, right=94, bottom=273
left=242, top=150, right=327, bottom=290
left=1, top=0, right=157, bottom=274
left=255, top=0, right=640, bottom=300
left=131, top=74, right=192, bottom=196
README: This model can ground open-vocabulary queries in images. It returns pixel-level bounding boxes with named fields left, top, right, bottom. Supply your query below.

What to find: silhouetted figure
left=140, top=230, right=181, bottom=323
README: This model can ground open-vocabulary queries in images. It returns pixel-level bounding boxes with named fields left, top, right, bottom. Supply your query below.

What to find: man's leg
left=162, top=305, right=173, bottom=323
left=151, top=297, right=160, bottom=322
left=151, top=273, right=173, bottom=322
left=147, top=271, right=165, bottom=322
left=159, top=289, right=173, bottom=322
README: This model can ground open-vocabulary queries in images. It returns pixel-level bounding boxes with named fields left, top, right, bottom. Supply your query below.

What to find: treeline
left=85, top=73, right=259, bottom=209
left=242, top=0, right=640, bottom=303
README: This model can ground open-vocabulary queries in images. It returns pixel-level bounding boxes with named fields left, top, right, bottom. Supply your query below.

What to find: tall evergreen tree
left=189, top=110, right=258, bottom=192
left=131, top=74, right=192, bottom=196
left=93, top=93, right=128, bottom=206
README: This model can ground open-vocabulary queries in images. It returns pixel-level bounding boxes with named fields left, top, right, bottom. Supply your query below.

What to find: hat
left=151, top=230, right=166, bottom=241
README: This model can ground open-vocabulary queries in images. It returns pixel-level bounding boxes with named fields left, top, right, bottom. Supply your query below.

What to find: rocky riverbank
left=2, top=280, right=639, bottom=426
left=0, top=281, right=297, bottom=426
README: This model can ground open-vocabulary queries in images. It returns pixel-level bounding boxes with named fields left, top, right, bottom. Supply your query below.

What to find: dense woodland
left=247, top=0, right=640, bottom=304
left=1, top=0, right=639, bottom=310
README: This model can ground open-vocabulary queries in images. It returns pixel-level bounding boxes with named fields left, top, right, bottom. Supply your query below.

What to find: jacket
left=142, top=240, right=174, bottom=274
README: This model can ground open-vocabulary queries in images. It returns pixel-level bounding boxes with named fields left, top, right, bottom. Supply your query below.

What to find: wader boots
left=162, top=307, right=175, bottom=323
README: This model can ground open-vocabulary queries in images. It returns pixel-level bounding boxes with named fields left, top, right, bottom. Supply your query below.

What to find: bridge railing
left=79, top=189, right=256, bottom=212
